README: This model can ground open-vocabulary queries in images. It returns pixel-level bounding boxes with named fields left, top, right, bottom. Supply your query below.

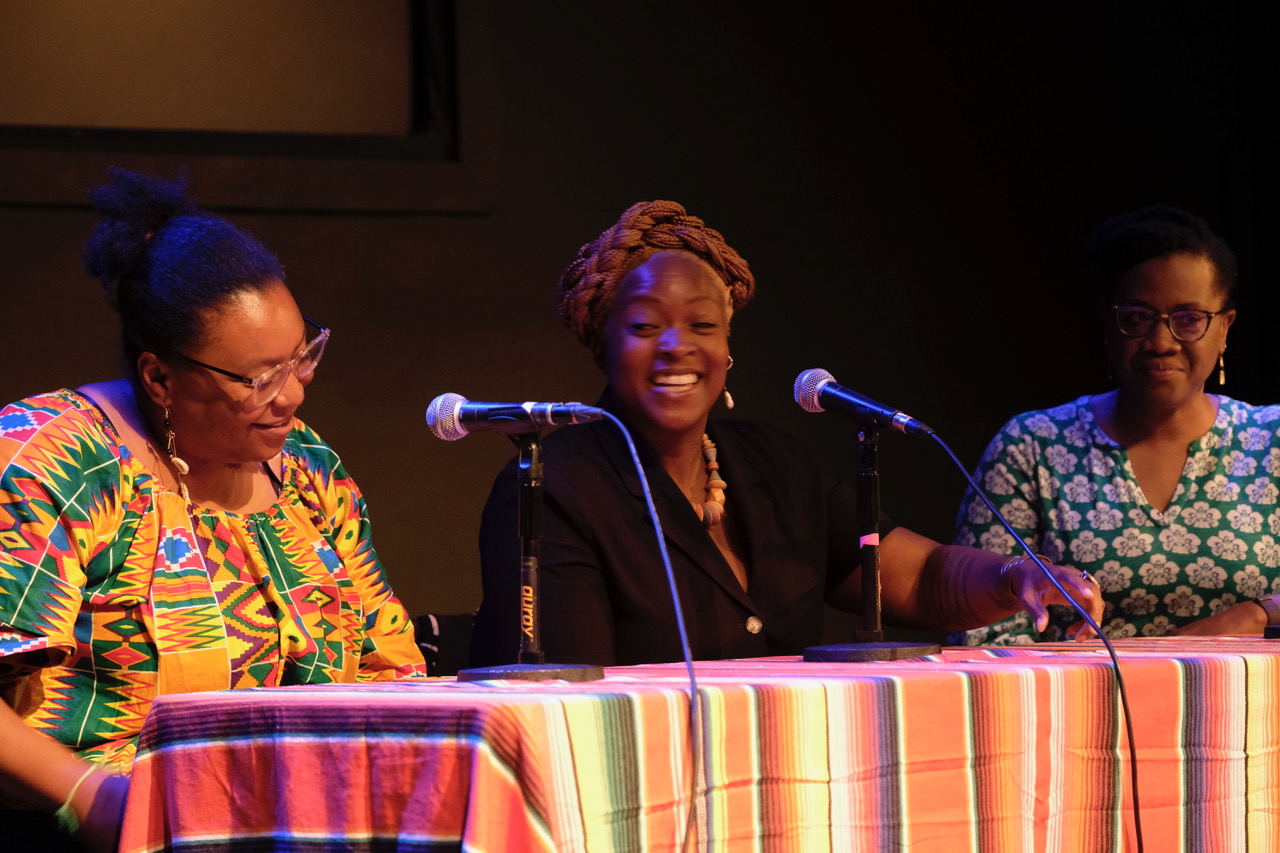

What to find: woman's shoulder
left=708, top=418, right=824, bottom=472
left=970, top=395, right=1104, bottom=469
left=1, top=388, right=115, bottom=448
left=532, top=416, right=818, bottom=475
left=711, top=417, right=803, bottom=447
left=284, top=418, right=346, bottom=476
left=0, top=390, right=126, bottom=497
left=1217, top=395, right=1280, bottom=427
left=1006, top=395, right=1094, bottom=429
left=526, top=417, right=814, bottom=483
left=3, top=387, right=95, bottom=415
left=277, top=420, right=375, bottom=519
left=976, top=395, right=1096, bottom=447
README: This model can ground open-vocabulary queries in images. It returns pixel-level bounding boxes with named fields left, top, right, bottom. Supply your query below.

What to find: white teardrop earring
left=722, top=355, right=735, bottom=410
left=163, top=405, right=191, bottom=501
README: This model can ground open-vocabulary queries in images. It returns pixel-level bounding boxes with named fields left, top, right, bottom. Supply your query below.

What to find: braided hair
left=557, top=200, right=756, bottom=365
left=82, top=168, right=286, bottom=376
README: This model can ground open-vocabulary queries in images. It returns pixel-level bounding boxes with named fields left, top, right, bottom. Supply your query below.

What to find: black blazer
left=470, top=410, right=884, bottom=667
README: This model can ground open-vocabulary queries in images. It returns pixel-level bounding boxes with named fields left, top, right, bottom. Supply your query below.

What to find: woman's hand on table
left=1004, top=556, right=1105, bottom=640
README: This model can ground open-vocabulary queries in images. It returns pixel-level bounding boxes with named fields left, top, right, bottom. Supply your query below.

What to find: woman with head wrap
left=470, top=200, right=1100, bottom=667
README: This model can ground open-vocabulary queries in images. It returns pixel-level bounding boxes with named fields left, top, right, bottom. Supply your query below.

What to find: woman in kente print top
left=954, top=205, right=1280, bottom=644
left=0, top=169, right=426, bottom=851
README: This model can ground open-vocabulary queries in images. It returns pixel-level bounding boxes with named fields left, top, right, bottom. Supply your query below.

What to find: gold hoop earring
left=1218, top=353, right=1226, bottom=386
left=723, top=355, right=735, bottom=409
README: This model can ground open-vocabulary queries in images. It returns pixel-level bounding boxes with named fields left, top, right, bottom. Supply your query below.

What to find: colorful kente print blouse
left=0, top=390, right=426, bottom=770
left=952, top=395, right=1280, bottom=644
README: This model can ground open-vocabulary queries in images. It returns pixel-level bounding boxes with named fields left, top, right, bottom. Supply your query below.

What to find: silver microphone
left=425, top=393, right=605, bottom=441
left=793, top=368, right=933, bottom=436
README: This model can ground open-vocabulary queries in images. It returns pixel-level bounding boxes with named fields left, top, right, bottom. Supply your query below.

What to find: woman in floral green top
left=954, top=206, right=1280, bottom=644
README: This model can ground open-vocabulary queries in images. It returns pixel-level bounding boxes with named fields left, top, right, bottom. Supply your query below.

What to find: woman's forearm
left=872, top=528, right=1097, bottom=633
left=0, top=700, right=125, bottom=852
left=854, top=528, right=1015, bottom=630
left=910, top=544, right=1023, bottom=630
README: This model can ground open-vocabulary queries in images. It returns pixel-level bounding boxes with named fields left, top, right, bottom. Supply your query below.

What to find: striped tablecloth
left=117, top=637, right=1280, bottom=852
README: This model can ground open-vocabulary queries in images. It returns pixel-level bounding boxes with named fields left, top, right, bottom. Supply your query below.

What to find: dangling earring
left=1218, top=352, right=1226, bottom=386
left=163, top=405, right=191, bottom=502
left=722, top=355, right=735, bottom=410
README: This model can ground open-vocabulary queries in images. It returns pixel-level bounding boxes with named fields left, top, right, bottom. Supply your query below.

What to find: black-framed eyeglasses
left=175, top=316, right=330, bottom=407
left=1110, top=305, right=1222, bottom=343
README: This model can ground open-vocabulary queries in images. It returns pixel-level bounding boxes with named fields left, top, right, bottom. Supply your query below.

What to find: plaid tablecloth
left=118, top=637, right=1280, bottom=852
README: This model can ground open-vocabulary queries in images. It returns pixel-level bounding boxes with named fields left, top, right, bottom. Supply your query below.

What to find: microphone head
left=793, top=368, right=835, bottom=413
left=425, top=392, right=468, bottom=441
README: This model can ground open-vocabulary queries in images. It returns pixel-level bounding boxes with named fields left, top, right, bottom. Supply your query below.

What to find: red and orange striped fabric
left=119, top=637, right=1280, bottom=852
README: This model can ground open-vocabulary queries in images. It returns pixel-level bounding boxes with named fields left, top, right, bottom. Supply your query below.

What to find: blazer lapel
left=707, top=422, right=769, bottom=593
left=592, top=418, right=756, bottom=610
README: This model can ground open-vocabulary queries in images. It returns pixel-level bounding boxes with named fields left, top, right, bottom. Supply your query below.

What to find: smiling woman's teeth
left=653, top=374, right=697, bottom=387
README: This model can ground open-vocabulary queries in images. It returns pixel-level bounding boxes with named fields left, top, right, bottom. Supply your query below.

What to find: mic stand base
left=469, top=432, right=606, bottom=683
left=802, top=641, right=941, bottom=663
left=456, top=662, right=605, bottom=682
left=802, top=425, right=942, bottom=663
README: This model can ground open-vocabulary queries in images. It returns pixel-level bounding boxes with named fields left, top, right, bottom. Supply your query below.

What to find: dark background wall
left=1, top=2, right=1273, bottom=643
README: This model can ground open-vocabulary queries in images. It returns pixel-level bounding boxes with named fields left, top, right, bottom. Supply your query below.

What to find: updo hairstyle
left=557, top=200, right=756, bottom=365
left=82, top=168, right=286, bottom=375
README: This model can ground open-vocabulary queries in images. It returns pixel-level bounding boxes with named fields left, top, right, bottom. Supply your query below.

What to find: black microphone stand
left=458, top=430, right=604, bottom=682
left=803, top=423, right=941, bottom=662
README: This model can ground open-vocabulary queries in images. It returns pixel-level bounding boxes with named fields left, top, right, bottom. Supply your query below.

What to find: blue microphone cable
left=603, top=412, right=709, bottom=851
left=930, top=431, right=1143, bottom=852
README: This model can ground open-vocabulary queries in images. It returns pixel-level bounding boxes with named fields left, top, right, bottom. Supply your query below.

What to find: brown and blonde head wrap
left=557, top=200, right=756, bottom=364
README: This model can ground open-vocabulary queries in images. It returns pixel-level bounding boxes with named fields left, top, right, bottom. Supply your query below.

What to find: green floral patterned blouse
left=952, top=395, right=1280, bottom=644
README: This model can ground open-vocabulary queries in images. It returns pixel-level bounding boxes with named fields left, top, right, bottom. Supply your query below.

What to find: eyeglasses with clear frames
left=1110, top=304, right=1222, bottom=343
left=174, top=316, right=330, bottom=407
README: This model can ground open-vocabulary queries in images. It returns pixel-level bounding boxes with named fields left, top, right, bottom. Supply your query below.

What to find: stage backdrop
left=1, top=1, right=1272, bottom=648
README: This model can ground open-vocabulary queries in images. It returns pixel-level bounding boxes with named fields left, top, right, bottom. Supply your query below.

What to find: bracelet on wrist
left=998, top=553, right=1049, bottom=596
left=54, top=765, right=98, bottom=836
left=1254, top=593, right=1280, bottom=627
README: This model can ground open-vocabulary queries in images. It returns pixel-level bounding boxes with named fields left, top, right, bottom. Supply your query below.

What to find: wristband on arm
left=1254, top=593, right=1280, bottom=627
left=54, top=765, right=97, bottom=835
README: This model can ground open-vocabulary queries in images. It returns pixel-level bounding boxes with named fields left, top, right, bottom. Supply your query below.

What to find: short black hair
left=1084, top=205, right=1237, bottom=307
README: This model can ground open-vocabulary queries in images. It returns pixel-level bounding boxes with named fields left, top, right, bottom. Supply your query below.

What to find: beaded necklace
left=693, top=433, right=727, bottom=528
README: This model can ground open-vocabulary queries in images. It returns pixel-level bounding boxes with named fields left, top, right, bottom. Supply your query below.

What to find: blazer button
left=745, top=616, right=763, bottom=634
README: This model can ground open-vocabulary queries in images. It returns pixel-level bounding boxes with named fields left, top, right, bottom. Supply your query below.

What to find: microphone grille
left=425, top=393, right=468, bottom=441
left=793, top=368, right=835, bottom=413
